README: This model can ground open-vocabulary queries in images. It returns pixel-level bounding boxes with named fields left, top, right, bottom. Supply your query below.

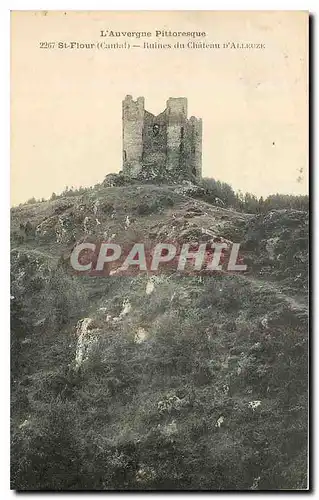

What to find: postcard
left=11, top=11, right=309, bottom=491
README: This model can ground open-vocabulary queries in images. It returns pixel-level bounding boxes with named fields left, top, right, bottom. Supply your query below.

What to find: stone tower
left=122, top=95, right=202, bottom=182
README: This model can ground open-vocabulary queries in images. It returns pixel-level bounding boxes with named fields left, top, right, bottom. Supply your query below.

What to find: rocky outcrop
left=74, top=318, right=100, bottom=369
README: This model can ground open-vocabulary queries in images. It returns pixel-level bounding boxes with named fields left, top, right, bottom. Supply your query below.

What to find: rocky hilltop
left=11, top=180, right=308, bottom=490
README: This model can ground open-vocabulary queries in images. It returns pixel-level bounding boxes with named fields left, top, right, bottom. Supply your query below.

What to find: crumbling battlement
left=122, top=95, right=202, bottom=182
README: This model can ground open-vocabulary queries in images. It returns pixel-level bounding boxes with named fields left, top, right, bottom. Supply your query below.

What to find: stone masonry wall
left=122, top=95, right=202, bottom=182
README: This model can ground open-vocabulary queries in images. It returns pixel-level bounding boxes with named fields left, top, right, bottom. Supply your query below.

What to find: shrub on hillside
left=193, top=177, right=308, bottom=214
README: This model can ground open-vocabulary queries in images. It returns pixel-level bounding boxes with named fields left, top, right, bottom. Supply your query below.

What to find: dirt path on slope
left=237, top=273, right=308, bottom=313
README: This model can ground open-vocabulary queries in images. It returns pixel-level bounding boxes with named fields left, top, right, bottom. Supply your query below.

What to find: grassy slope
left=11, top=184, right=308, bottom=490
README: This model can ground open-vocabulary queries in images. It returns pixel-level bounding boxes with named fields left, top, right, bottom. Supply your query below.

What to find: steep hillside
left=11, top=183, right=308, bottom=490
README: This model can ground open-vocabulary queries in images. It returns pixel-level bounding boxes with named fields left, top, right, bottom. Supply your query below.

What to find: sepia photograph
left=10, top=10, right=309, bottom=491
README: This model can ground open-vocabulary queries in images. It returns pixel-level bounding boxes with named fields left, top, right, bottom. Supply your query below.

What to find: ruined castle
left=122, top=95, right=202, bottom=182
